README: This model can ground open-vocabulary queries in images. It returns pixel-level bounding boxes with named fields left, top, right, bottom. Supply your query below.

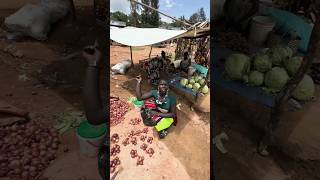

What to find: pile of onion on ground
left=0, top=120, right=60, bottom=179
left=110, top=99, right=129, bottom=127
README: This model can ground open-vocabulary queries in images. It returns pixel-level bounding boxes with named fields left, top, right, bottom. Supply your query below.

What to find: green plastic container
left=77, top=121, right=107, bottom=157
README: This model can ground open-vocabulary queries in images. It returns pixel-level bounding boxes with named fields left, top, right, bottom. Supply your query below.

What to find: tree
left=189, top=8, right=207, bottom=24
left=170, top=16, right=187, bottom=29
left=189, top=12, right=200, bottom=24
left=110, top=11, right=128, bottom=23
left=141, top=0, right=151, bottom=26
left=150, top=0, right=160, bottom=27
left=129, top=0, right=140, bottom=27
left=199, top=8, right=206, bottom=21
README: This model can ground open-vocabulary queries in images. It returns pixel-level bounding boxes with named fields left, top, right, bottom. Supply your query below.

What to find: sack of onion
left=0, top=120, right=60, bottom=179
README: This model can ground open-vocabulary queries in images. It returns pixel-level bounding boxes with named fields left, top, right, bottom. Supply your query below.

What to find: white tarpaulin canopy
left=110, top=26, right=187, bottom=47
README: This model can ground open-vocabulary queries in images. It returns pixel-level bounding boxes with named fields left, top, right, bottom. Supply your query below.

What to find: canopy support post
left=130, top=46, right=134, bottom=67
left=149, top=46, right=153, bottom=59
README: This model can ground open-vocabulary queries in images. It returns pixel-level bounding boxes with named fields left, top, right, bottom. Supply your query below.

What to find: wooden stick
left=149, top=46, right=153, bottom=59
left=68, top=0, right=76, bottom=20
left=130, top=46, right=134, bottom=66
left=129, top=0, right=192, bottom=27
left=111, top=166, right=124, bottom=180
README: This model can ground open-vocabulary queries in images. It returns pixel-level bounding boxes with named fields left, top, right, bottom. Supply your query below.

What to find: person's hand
left=136, top=75, right=142, bottom=83
left=83, top=40, right=102, bottom=67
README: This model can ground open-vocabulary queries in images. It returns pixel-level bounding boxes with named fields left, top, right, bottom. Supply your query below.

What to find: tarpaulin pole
left=130, top=46, right=134, bottom=66
left=149, top=46, right=153, bottom=59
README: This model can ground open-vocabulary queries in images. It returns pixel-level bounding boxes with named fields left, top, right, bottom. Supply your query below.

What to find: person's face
left=184, top=53, right=188, bottom=59
left=158, top=80, right=169, bottom=95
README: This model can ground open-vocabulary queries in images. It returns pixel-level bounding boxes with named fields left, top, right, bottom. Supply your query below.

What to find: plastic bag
left=4, top=0, right=68, bottom=40
left=111, top=60, right=132, bottom=75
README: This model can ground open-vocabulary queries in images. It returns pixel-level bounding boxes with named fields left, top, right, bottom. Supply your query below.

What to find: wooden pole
left=68, top=0, right=76, bottom=20
left=149, top=46, right=153, bottom=59
left=130, top=46, right=134, bottom=66
left=129, top=0, right=192, bottom=27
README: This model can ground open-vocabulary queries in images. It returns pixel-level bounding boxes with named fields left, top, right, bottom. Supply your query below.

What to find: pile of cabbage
left=180, top=75, right=209, bottom=94
left=224, top=46, right=315, bottom=101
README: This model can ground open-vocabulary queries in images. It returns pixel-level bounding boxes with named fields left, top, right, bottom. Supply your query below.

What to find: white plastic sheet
left=110, top=26, right=186, bottom=47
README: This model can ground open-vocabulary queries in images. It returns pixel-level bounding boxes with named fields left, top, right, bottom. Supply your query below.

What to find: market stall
left=213, top=0, right=319, bottom=155
left=110, top=22, right=211, bottom=112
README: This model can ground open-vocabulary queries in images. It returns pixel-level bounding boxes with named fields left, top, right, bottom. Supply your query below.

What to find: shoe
left=159, top=130, right=168, bottom=139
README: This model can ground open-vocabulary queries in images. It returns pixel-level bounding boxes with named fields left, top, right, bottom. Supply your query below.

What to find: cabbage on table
left=284, top=56, right=303, bottom=76
left=292, top=74, right=315, bottom=101
left=253, top=54, right=272, bottom=73
left=180, top=78, right=188, bottom=87
left=201, top=85, right=209, bottom=94
left=267, top=46, right=293, bottom=66
left=248, top=71, right=264, bottom=86
left=225, top=53, right=251, bottom=81
left=264, top=67, right=289, bottom=91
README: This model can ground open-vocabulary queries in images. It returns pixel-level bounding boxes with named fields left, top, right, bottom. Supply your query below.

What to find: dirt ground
left=110, top=45, right=211, bottom=180
left=214, top=86, right=320, bottom=180
left=0, top=1, right=104, bottom=179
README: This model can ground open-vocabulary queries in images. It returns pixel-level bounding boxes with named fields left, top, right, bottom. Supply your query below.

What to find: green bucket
left=77, top=121, right=107, bottom=157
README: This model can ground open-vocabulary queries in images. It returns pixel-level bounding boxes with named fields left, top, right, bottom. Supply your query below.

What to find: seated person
left=160, top=51, right=171, bottom=66
left=180, top=51, right=191, bottom=73
left=136, top=77, right=177, bottom=139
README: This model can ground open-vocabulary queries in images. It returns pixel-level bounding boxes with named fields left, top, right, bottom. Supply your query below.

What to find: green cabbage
left=180, top=78, right=188, bottom=87
left=186, top=84, right=193, bottom=89
left=199, top=79, right=206, bottom=85
left=248, top=71, right=264, bottom=86
left=267, top=46, right=293, bottom=66
left=189, top=78, right=195, bottom=84
left=225, top=53, right=251, bottom=80
left=253, top=54, right=272, bottom=73
left=292, top=75, right=315, bottom=101
left=193, top=83, right=201, bottom=91
left=265, top=67, right=289, bottom=90
left=194, top=76, right=201, bottom=82
left=201, top=85, right=209, bottom=94
left=284, top=56, right=303, bottom=76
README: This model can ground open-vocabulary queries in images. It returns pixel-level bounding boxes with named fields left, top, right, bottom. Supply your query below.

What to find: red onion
left=130, top=149, right=138, bottom=158
left=130, top=137, right=137, bottom=145
left=146, top=148, right=155, bottom=157
left=140, top=135, right=147, bottom=142
left=110, top=99, right=129, bottom=127
left=111, top=133, right=119, bottom=144
left=129, top=118, right=142, bottom=125
left=147, top=137, right=153, bottom=144
left=140, top=143, right=148, bottom=151
left=110, top=144, right=121, bottom=156
left=136, top=156, right=144, bottom=166
left=0, top=121, right=60, bottom=178
left=142, top=128, right=148, bottom=134
left=122, top=138, right=130, bottom=146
